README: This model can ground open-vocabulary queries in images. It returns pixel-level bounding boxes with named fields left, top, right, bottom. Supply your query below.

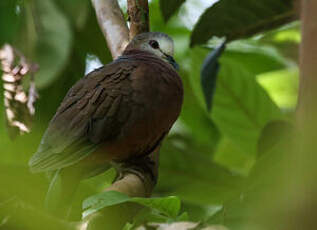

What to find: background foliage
left=0, top=0, right=299, bottom=229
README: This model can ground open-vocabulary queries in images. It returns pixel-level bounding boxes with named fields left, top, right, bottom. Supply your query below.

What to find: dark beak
left=166, top=55, right=179, bottom=71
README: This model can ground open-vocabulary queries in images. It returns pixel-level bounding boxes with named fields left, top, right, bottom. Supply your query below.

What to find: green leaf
left=190, top=0, right=295, bottom=46
left=214, top=138, right=256, bottom=176
left=180, top=70, right=220, bottom=151
left=211, top=57, right=283, bottom=156
left=186, top=44, right=286, bottom=173
left=256, top=68, right=299, bottom=109
left=159, top=0, right=186, bottom=22
left=159, top=140, right=245, bottom=207
left=176, top=212, right=189, bottom=221
left=82, top=191, right=130, bottom=218
left=82, top=191, right=181, bottom=219
left=257, top=120, right=294, bottom=158
left=131, top=196, right=181, bottom=218
left=223, top=40, right=289, bottom=76
left=122, top=222, right=134, bottom=230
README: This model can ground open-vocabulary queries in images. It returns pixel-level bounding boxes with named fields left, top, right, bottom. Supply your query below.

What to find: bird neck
left=122, top=48, right=155, bottom=57
left=119, top=49, right=167, bottom=66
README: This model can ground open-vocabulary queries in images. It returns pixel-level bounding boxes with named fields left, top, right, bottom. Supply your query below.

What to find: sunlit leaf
left=257, top=68, right=299, bottom=109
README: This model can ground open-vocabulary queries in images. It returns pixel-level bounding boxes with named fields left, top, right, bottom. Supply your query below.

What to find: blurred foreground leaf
left=191, top=0, right=295, bottom=46
left=55, top=0, right=89, bottom=29
left=25, top=0, right=72, bottom=88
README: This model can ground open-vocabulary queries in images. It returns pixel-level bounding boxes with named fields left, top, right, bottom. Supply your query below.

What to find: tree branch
left=127, top=0, right=150, bottom=38
left=91, top=0, right=130, bottom=59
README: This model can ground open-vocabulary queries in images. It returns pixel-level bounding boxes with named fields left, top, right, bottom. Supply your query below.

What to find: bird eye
left=149, top=40, right=159, bottom=49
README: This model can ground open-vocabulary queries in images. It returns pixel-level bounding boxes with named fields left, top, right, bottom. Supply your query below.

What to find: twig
left=91, top=0, right=130, bottom=59
left=127, top=0, right=150, bottom=38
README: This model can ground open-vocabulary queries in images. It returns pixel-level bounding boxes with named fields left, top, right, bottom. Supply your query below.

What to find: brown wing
left=28, top=61, right=136, bottom=172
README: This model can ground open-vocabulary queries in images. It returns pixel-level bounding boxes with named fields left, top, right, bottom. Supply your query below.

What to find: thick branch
left=91, top=0, right=129, bottom=59
left=127, top=0, right=150, bottom=38
left=297, top=0, right=317, bottom=128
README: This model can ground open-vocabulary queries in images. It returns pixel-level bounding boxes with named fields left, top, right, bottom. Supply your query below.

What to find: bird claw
left=114, top=156, right=157, bottom=184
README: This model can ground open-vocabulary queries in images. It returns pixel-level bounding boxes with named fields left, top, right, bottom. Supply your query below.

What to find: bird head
left=125, top=32, right=179, bottom=70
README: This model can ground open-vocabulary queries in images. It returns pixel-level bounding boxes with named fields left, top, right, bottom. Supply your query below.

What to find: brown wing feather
left=29, top=50, right=183, bottom=173
left=29, top=62, right=136, bottom=172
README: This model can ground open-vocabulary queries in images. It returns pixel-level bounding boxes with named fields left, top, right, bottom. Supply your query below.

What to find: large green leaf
left=190, top=0, right=295, bottom=46
left=179, top=70, right=220, bottom=152
left=257, top=120, right=293, bottom=158
left=159, top=0, right=186, bottom=22
left=213, top=138, right=255, bottom=176
left=211, top=57, right=283, bottom=156
left=223, top=40, right=289, bottom=76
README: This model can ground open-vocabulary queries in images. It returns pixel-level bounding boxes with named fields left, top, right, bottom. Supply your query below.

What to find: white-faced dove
left=28, top=32, right=183, bottom=217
